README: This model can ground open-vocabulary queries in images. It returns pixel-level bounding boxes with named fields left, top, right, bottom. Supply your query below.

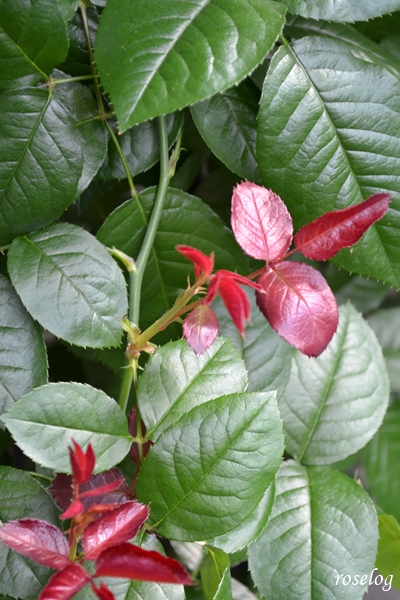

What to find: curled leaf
left=256, top=262, right=338, bottom=356
left=176, top=245, right=214, bottom=278
left=70, top=441, right=95, bottom=485
left=183, top=304, right=219, bottom=356
left=38, top=564, right=91, bottom=600
left=92, top=582, right=115, bottom=600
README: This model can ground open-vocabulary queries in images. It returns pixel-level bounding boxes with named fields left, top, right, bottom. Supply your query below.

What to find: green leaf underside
left=0, top=467, right=59, bottom=600
left=97, top=187, right=248, bottom=341
left=95, top=0, right=287, bottom=130
left=257, top=36, right=400, bottom=288
left=0, top=88, right=82, bottom=246
left=2, top=383, right=132, bottom=473
left=191, top=79, right=260, bottom=182
left=279, top=304, right=389, bottom=465
left=367, top=307, right=400, bottom=393
left=0, top=274, right=47, bottom=421
left=0, top=0, right=68, bottom=90
left=138, top=338, right=247, bottom=441
left=136, top=392, right=284, bottom=541
left=74, top=578, right=185, bottom=600
left=248, top=461, right=378, bottom=600
left=201, top=547, right=232, bottom=600
left=278, top=0, right=400, bottom=22
left=376, top=514, right=400, bottom=591
left=8, top=223, right=128, bottom=348
left=365, top=403, right=400, bottom=523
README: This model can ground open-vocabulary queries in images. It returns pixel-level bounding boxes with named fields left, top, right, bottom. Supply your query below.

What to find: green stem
left=27, top=471, right=52, bottom=482
left=51, top=74, right=94, bottom=86
left=118, top=366, right=133, bottom=413
left=105, top=121, right=139, bottom=201
left=79, top=0, right=104, bottom=115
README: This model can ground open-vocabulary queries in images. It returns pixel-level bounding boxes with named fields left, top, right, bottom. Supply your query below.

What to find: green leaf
left=99, top=113, right=183, bottom=180
left=2, top=382, right=132, bottom=473
left=52, top=72, right=108, bottom=196
left=95, top=0, right=286, bottom=130
left=332, top=275, right=389, bottom=314
left=209, top=481, right=275, bottom=554
left=0, top=467, right=59, bottom=600
left=201, top=547, right=232, bottom=600
left=365, top=403, right=400, bottom=523
left=137, top=338, right=247, bottom=441
left=257, top=36, right=400, bottom=288
left=248, top=461, right=378, bottom=600
left=0, top=0, right=68, bottom=90
left=97, top=187, right=248, bottom=341
left=136, top=392, right=284, bottom=541
left=278, top=0, right=400, bottom=21
left=0, top=274, right=47, bottom=422
left=279, top=303, right=389, bottom=464
left=59, top=5, right=99, bottom=77
left=0, top=88, right=82, bottom=246
left=191, top=79, right=261, bottom=182
left=89, top=579, right=185, bottom=600
left=58, top=0, right=78, bottom=23
left=8, top=223, right=128, bottom=348
left=367, top=308, right=400, bottom=393
left=376, top=514, right=400, bottom=592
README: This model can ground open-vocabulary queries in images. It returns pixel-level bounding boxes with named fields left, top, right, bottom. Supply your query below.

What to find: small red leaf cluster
left=178, top=183, right=390, bottom=357
left=0, top=441, right=192, bottom=600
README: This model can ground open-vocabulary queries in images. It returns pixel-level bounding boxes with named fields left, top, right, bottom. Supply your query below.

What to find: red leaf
left=0, top=519, right=70, bottom=569
left=38, top=564, right=91, bottom=600
left=50, top=470, right=129, bottom=512
left=294, top=193, right=391, bottom=260
left=128, top=407, right=152, bottom=466
left=182, top=304, right=219, bottom=356
left=95, top=543, right=193, bottom=585
left=256, top=262, right=338, bottom=357
left=91, top=582, right=115, bottom=600
left=231, top=181, right=293, bottom=263
left=176, top=245, right=214, bottom=278
left=60, top=500, right=84, bottom=520
left=83, top=501, right=149, bottom=560
left=70, top=441, right=95, bottom=485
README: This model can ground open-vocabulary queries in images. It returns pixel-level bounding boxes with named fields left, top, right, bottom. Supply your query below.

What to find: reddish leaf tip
left=183, top=303, right=219, bottom=356
left=176, top=245, right=214, bottom=278
left=70, top=440, right=95, bottom=485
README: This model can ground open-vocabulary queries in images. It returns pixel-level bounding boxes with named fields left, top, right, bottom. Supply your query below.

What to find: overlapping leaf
left=136, top=392, right=283, bottom=541
left=95, top=0, right=286, bottom=130
left=257, top=36, right=400, bottom=287
left=376, top=514, right=400, bottom=591
left=182, top=304, right=219, bottom=356
left=2, top=383, right=132, bottom=473
left=200, top=547, right=232, bottom=600
left=38, top=564, right=91, bottom=600
left=248, top=461, right=378, bottom=600
left=367, top=307, right=400, bottom=393
left=278, top=0, right=400, bottom=22
left=8, top=223, right=128, bottom=348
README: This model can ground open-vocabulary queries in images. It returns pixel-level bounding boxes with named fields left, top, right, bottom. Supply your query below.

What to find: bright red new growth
left=176, top=245, right=214, bottom=278
left=95, top=543, right=193, bottom=585
left=38, top=564, right=92, bottom=600
left=91, top=582, right=115, bottom=600
left=182, top=303, right=219, bottom=356
left=69, top=440, right=95, bottom=484
left=294, top=193, right=391, bottom=260
left=231, top=181, right=293, bottom=262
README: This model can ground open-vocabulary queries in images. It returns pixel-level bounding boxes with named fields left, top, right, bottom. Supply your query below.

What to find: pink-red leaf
left=95, top=543, right=193, bottom=585
left=70, top=441, right=95, bottom=485
left=182, top=304, right=219, bottom=356
left=176, top=245, right=214, bottom=278
left=294, top=193, right=391, bottom=260
left=83, top=501, right=149, bottom=560
left=60, top=499, right=84, bottom=520
left=256, top=262, right=338, bottom=357
left=91, top=582, right=115, bottom=600
left=231, top=181, right=293, bottom=263
left=38, top=564, right=92, bottom=600
left=0, top=519, right=70, bottom=569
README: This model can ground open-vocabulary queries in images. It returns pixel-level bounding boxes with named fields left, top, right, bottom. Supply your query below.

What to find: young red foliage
left=256, top=262, right=339, bottom=357
left=182, top=303, right=219, bottom=356
left=69, top=440, right=95, bottom=485
left=95, top=543, right=193, bottom=585
left=91, top=582, right=115, bottom=600
left=294, top=193, right=391, bottom=260
left=60, top=499, right=85, bottom=520
left=231, top=181, right=293, bottom=262
left=38, top=564, right=92, bottom=600
left=176, top=245, right=214, bottom=278
left=83, top=501, right=150, bottom=560
left=0, top=519, right=71, bottom=569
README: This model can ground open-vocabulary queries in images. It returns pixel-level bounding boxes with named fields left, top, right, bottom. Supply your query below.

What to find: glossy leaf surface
left=38, top=564, right=91, bottom=600
left=95, top=544, right=192, bottom=585
left=279, top=303, right=389, bottom=464
left=8, top=223, right=128, bottom=348
left=182, top=304, right=219, bottom=356
left=0, top=274, right=47, bottom=421
left=256, top=262, right=338, bottom=356
left=248, top=461, right=378, bottom=600
left=376, top=514, right=400, bottom=591
left=231, top=182, right=293, bottom=262
left=2, top=383, right=132, bottom=473
left=136, top=392, right=283, bottom=541
left=0, top=520, right=70, bottom=570
left=191, top=79, right=261, bottom=182
left=95, top=0, right=286, bottom=130
left=0, top=88, right=82, bottom=246
left=137, top=338, right=247, bottom=441
left=278, top=0, right=400, bottom=22
left=83, top=502, right=149, bottom=560
left=0, top=467, right=60, bottom=600
left=257, top=36, right=400, bottom=287
left=0, top=0, right=68, bottom=90
left=200, top=547, right=232, bottom=600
